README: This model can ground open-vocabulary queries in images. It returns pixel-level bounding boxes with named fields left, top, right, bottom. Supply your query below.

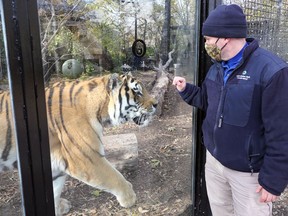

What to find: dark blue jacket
left=180, top=38, right=288, bottom=195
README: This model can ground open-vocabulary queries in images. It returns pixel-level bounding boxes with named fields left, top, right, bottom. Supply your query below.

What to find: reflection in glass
left=0, top=15, right=23, bottom=216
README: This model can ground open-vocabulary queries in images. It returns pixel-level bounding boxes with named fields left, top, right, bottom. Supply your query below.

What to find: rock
left=102, top=133, right=138, bottom=172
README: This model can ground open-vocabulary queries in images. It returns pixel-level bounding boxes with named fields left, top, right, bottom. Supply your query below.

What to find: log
left=102, top=133, right=138, bottom=172
left=151, top=49, right=175, bottom=116
left=151, top=72, right=169, bottom=116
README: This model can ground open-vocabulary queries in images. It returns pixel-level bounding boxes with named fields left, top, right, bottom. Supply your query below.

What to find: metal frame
left=0, top=0, right=55, bottom=215
left=192, top=0, right=222, bottom=215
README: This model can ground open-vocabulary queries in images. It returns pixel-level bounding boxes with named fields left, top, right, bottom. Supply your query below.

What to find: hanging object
left=132, top=39, right=146, bottom=58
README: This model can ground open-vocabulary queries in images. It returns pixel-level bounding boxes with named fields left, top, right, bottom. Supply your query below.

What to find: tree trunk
left=159, top=0, right=171, bottom=64
left=51, top=5, right=61, bottom=75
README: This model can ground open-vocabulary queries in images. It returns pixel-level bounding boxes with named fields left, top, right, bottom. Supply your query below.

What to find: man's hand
left=173, top=76, right=187, bottom=92
left=256, top=185, right=279, bottom=203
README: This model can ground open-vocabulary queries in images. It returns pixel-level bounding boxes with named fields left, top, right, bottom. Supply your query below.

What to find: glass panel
left=7, top=0, right=197, bottom=215
left=0, top=15, right=23, bottom=216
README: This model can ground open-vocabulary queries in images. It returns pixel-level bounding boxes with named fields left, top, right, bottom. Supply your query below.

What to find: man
left=173, top=4, right=288, bottom=216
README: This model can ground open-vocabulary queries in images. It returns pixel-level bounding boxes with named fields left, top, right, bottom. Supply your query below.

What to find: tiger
left=0, top=73, right=157, bottom=215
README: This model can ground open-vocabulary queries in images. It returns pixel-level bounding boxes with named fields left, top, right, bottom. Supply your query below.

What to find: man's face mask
left=205, top=38, right=227, bottom=61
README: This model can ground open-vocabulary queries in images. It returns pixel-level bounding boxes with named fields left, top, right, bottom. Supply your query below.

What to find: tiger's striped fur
left=0, top=73, right=157, bottom=215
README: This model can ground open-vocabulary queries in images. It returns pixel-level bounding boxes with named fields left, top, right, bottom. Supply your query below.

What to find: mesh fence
left=223, top=0, right=288, bottom=61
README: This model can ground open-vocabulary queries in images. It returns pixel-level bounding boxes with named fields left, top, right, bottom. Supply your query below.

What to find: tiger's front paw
left=55, top=198, right=72, bottom=216
left=117, top=182, right=137, bottom=208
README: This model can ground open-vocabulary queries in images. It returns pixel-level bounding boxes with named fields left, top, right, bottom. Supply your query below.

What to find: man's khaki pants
left=205, top=151, right=272, bottom=216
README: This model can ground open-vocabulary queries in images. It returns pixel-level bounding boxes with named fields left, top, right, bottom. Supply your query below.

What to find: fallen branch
left=151, top=49, right=175, bottom=116
left=154, top=49, right=175, bottom=79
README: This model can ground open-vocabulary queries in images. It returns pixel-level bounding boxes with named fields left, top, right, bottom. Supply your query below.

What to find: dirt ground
left=0, top=70, right=287, bottom=216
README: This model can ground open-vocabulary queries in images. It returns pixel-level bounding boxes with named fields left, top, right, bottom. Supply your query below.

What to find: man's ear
left=224, top=38, right=231, bottom=43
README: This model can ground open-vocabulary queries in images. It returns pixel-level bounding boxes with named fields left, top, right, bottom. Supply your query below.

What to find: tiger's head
left=108, top=73, right=157, bottom=126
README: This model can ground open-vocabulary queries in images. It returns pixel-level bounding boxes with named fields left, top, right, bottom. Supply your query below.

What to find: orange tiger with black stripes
left=0, top=73, right=157, bottom=215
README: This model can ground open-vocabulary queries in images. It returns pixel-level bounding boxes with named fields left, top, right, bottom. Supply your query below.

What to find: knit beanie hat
left=202, top=4, right=247, bottom=38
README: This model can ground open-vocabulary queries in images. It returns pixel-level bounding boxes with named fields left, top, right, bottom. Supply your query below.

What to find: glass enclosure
left=1, top=0, right=287, bottom=215
left=1, top=0, right=197, bottom=215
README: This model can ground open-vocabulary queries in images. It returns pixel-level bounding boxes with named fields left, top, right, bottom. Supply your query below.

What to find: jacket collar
left=243, top=38, right=259, bottom=60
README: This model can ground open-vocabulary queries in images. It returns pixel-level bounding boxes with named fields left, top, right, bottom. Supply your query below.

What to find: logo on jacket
left=237, top=70, right=250, bottom=81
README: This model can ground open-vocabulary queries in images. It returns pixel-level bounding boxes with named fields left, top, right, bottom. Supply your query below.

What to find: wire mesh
left=223, top=0, right=288, bottom=61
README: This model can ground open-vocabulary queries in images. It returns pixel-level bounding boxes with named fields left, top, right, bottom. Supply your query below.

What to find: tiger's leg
left=58, top=120, right=136, bottom=208
left=52, top=172, right=71, bottom=216
left=66, top=156, right=136, bottom=208
left=50, top=134, right=72, bottom=215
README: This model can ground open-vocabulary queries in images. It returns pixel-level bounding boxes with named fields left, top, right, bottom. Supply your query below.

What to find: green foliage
left=90, top=22, right=125, bottom=69
left=48, top=27, right=73, bottom=55
left=91, top=189, right=102, bottom=197
left=146, top=47, right=156, bottom=58
left=84, top=61, right=97, bottom=76
left=150, top=159, right=162, bottom=168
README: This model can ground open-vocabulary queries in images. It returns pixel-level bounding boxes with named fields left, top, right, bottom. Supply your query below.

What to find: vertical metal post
left=0, top=0, right=55, bottom=215
left=192, top=1, right=211, bottom=215
left=192, top=0, right=222, bottom=215
left=133, top=0, right=139, bottom=41
left=135, top=11, right=137, bottom=40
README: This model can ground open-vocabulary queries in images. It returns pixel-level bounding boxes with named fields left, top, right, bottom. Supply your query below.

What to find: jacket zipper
left=217, top=86, right=226, bottom=128
left=212, top=87, right=225, bottom=155
left=216, top=59, right=245, bottom=128
left=249, top=153, right=261, bottom=175
left=212, top=66, right=225, bottom=151
left=218, top=114, right=223, bottom=128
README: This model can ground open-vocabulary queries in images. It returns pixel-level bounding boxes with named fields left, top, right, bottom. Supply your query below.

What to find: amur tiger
left=0, top=73, right=157, bottom=215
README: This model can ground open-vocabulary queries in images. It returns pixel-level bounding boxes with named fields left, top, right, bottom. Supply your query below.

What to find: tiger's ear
left=123, top=71, right=133, bottom=77
left=108, top=73, right=122, bottom=92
